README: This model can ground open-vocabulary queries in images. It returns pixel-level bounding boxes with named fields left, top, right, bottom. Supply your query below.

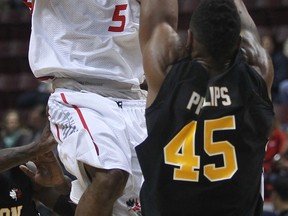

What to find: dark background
left=0, top=0, right=287, bottom=113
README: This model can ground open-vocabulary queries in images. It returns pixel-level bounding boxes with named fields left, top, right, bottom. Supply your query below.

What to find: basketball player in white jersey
left=25, top=0, right=146, bottom=215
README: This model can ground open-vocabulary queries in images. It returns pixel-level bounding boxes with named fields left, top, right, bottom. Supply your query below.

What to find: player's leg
left=48, top=90, right=143, bottom=214
left=75, top=165, right=129, bottom=216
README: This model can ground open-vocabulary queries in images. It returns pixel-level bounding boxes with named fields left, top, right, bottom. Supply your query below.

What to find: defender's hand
left=20, top=151, right=66, bottom=188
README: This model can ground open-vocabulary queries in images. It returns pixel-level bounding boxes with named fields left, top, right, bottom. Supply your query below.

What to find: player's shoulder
left=240, top=30, right=273, bottom=96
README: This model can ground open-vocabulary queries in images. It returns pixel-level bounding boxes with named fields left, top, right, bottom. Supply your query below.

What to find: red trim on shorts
left=22, top=0, right=34, bottom=14
left=60, top=93, right=100, bottom=155
left=60, top=93, right=69, bottom=104
left=55, top=124, right=62, bottom=142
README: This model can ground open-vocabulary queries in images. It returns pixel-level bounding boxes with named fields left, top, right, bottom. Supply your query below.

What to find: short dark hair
left=272, top=176, right=288, bottom=201
left=190, top=0, right=241, bottom=61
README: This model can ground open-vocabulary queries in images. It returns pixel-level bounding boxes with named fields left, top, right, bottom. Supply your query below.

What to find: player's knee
left=106, top=169, right=129, bottom=193
left=91, top=168, right=129, bottom=200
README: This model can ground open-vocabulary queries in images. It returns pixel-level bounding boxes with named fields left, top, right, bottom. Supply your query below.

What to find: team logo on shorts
left=9, top=188, right=22, bottom=201
left=126, top=198, right=142, bottom=216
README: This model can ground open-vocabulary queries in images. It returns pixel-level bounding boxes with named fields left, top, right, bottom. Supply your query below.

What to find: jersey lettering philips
left=0, top=206, right=23, bottom=216
left=171, top=88, right=236, bottom=181
left=187, top=87, right=232, bottom=115
left=29, top=0, right=144, bottom=85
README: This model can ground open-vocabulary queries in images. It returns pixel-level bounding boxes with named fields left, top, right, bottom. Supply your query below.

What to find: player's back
left=136, top=53, right=274, bottom=216
left=29, top=0, right=143, bottom=85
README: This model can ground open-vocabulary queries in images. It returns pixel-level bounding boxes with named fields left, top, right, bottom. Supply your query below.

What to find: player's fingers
left=19, top=165, right=36, bottom=179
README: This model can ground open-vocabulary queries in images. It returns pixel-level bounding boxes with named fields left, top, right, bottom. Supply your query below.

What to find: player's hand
left=19, top=151, right=66, bottom=188
left=34, top=122, right=57, bottom=155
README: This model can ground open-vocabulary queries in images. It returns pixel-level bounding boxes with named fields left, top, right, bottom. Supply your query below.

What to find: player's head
left=189, top=0, right=241, bottom=62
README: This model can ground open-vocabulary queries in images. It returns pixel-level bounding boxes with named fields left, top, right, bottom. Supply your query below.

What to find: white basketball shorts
left=48, top=88, right=147, bottom=216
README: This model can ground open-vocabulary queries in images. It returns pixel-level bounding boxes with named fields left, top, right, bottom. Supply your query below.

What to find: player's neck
left=195, top=56, right=232, bottom=77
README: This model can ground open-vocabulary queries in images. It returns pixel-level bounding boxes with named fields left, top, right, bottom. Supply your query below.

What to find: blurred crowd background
left=0, top=0, right=288, bottom=215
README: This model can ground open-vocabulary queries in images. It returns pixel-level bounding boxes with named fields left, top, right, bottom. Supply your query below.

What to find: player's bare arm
left=0, top=123, right=57, bottom=172
left=234, top=0, right=274, bottom=97
left=140, top=0, right=184, bottom=106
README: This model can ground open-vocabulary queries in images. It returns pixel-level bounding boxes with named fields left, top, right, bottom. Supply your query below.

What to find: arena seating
left=0, top=8, right=38, bottom=110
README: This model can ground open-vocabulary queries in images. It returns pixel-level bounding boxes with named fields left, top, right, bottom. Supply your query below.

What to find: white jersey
left=29, top=0, right=144, bottom=85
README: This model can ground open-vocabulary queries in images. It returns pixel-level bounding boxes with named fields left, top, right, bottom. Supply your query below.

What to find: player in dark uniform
left=136, top=0, right=274, bottom=215
left=0, top=123, right=75, bottom=216
left=0, top=167, right=39, bottom=216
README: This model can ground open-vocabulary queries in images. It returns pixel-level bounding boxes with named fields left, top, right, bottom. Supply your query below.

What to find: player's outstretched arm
left=139, top=0, right=185, bottom=106
left=0, top=122, right=57, bottom=172
left=139, top=0, right=178, bottom=51
left=234, top=0, right=274, bottom=97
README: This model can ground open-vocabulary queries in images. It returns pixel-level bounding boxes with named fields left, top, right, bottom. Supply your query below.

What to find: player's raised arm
left=139, top=0, right=178, bottom=51
left=139, top=0, right=185, bottom=106
left=234, top=0, right=274, bottom=97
